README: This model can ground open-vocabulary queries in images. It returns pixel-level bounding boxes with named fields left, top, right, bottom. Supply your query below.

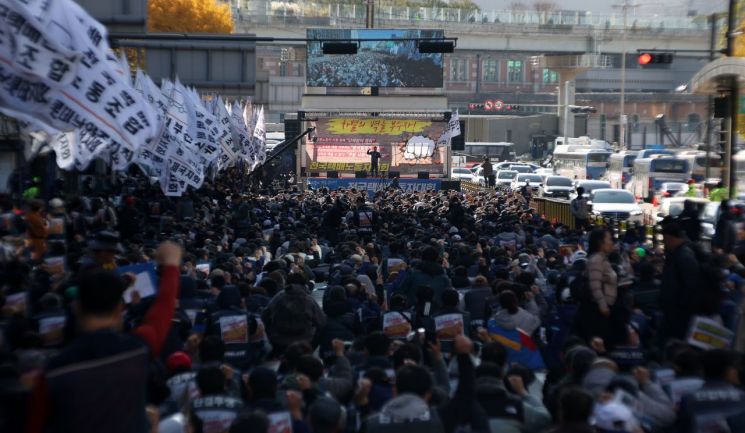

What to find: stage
left=305, top=177, right=462, bottom=195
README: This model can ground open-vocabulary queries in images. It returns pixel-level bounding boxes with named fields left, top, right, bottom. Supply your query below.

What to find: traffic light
left=638, top=52, right=673, bottom=66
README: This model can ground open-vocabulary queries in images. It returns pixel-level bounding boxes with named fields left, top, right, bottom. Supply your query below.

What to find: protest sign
left=116, top=262, right=158, bottom=304
left=687, top=316, right=733, bottom=351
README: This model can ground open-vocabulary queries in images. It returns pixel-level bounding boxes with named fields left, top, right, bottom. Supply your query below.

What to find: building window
left=687, top=113, right=701, bottom=132
left=483, top=59, right=498, bottom=82
left=450, top=58, right=468, bottom=81
left=279, top=62, right=287, bottom=77
left=542, top=69, right=558, bottom=84
left=508, top=60, right=523, bottom=83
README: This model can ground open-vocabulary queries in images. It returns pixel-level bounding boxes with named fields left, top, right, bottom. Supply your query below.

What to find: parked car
left=658, top=182, right=689, bottom=198
left=654, top=197, right=709, bottom=223
left=573, top=180, right=612, bottom=199
left=510, top=173, right=544, bottom=192
left=495, top=170, right=518, bottom=187
left=451, top=167, right=475, bottom=182
left=700, top=200, right=743, bottom=241
left=589, top=189, right=644, bottom=223
left=541, top=176, right=574, bottom=199
left=509, top=165, right=534, bottom=174
left=535, top=167, right=554, bottom=179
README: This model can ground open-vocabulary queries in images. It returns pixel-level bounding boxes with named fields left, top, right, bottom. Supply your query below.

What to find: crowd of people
left=307, top=52, right=441, bottom=87
left=2, top=167, right=745, bottom=433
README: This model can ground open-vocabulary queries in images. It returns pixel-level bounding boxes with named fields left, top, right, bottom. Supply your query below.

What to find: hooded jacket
left=492, top=307, right=541, bottom=336
left=476, top=376, right=551, bottom=433
left=365, top=394, right=445, bottom=433
left=399, top=260, right=452, bottom=313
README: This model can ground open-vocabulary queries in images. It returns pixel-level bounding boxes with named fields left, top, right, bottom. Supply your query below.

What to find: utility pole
left=365, top=0, right=377, bottom=96
left=727, top=0, right=738, bottom=197
left=613, top=0, right=639, bottom=150
left=705, top=14, right=719, bottom=180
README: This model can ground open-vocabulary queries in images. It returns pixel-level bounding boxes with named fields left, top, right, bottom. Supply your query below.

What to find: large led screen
left=306, top=29, right=444, bottom=88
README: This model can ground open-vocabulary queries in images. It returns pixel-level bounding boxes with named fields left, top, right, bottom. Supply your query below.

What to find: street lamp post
left=613, top=0, right=639, bottom=150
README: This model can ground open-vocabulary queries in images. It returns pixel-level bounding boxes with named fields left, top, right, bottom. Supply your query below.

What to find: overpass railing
left=235, top=2, right=709, bottom=32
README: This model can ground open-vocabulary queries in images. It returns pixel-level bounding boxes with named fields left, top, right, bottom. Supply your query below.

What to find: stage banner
left=306, top=118, right=448, bottom=175
left=307, top=178, right=441, bottom=196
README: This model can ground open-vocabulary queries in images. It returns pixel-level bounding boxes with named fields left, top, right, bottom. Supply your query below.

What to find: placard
left=115, top=262, right=158, bottom=303
left=687, top=316, right=733, bottom=351
left=382, top=311, right=412, bottom=339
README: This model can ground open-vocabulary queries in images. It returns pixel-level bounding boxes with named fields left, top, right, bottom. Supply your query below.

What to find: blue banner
left=307, top=178, right=441, bottom=196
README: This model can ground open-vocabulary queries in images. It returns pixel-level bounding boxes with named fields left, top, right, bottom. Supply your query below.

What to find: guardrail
left=530, top=197, right=663, bottom=247
left=235, top=2, right=710, bottom=32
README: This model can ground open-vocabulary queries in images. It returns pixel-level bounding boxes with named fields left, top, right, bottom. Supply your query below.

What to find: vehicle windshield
left=453, top=168, right=470, bottom=174
left=517, top=174, right=543, bottom=183
left=653, top=160, right=687, bottom=173
left=546, top=177, right=572, bottom=187
left=588, top=153, right=609, bottom=163
left=580, top=182, right=610, bottom=192
left=498, top=171, right=517, bottom=179
left=511, top=165, right=532, bottom=173
left=592, top=190, right=636, bottom=204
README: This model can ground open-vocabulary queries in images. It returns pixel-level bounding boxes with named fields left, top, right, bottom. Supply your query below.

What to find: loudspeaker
left=355, top=171, right=367, bottom=178
left=327, top=171, right=338, bottom=178
left=451, top=120, right=466, bottom=151
left=310, top=172, right=320, bottom=178
left=418, top=41, right=455, bottom=53
left=714, top=97, right=730, bottom=118
left=388, top=171, right=401, bottom=179
left=417, top=171, right=429, bottom=179
left=323, top=42, right=358, bottom=55
left=284, top=118, right=301, bottom=139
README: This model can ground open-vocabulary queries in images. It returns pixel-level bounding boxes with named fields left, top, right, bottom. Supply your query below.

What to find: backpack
left=272, top=289, right=312, bottom=336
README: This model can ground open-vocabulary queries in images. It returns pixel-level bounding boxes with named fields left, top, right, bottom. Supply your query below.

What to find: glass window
left=542, top=69, right=558, bottom=84
left=450, top=58, right=468, bottom=81
left=546, top=177, right=573, bottom=186
left=483, top=58, right=499, bottom=82
left=588, top=153, right=610, bottom=163
left=508, top=60, right=523, bottom=83
left=592, top=190, right=635, bottom=204
left=652, top=160, right=687, bottom=173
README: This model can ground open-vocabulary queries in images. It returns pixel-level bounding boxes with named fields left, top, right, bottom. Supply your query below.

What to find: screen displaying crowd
left=306, top=29, right=444, bottom=88
left=2, top=168, right=745, bottom=433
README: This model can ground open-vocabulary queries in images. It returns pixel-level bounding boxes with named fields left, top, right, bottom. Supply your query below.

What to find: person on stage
left=367, top=146, right=382, bottom=177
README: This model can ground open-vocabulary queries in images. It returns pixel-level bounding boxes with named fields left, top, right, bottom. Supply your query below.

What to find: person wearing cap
left=79, top=230, right=125, bottom=271
left=676, top=199, right=702, bottom=243
left=570, top=187, right=589, bottom=230
left=26, top=241, right=182, bottom=433
left=46, top=198, right=67, bottom=245
left=660, top=222, right=701, bottom=341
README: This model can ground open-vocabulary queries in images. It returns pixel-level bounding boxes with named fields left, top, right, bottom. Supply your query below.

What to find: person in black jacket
left=660, top=222, right=702, bottom=342
left=318, top=286, right=362, bottom=360
left=677, top=199, right=702, bottom=242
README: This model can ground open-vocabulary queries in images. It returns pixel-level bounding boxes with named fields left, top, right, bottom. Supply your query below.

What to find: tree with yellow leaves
left=148, top=0, right=234, bottom=33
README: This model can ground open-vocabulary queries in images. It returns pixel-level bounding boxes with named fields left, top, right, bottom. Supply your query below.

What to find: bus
left=607, top=151, right=638, bottom=189
left=463, top=142, right=516, bottom=162
left=552, top=145, right=612, bottom=180
left=677, top=151, right=722, bottom=182
left=636, top=148, right=674, bottom=159
left=631, top=156, right=690, bottom=202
